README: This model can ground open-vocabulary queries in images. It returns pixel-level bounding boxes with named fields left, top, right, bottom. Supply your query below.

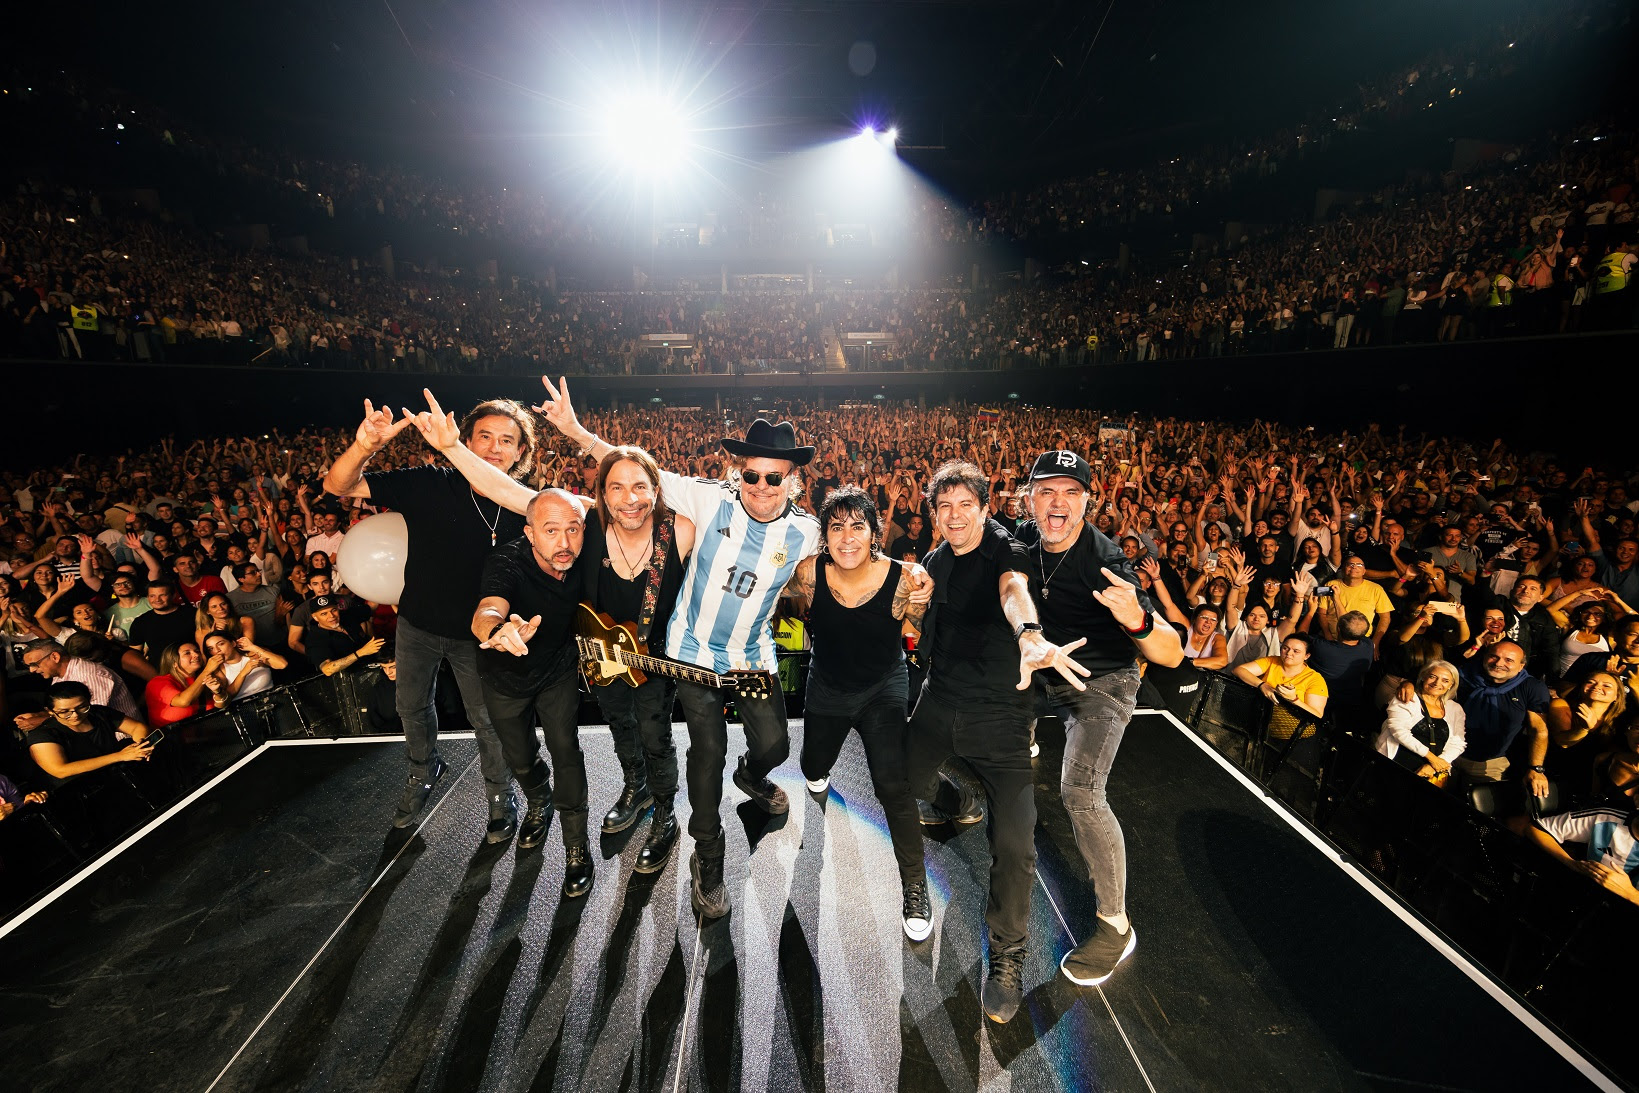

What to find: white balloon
left=335, top=512, right=408, bottom=606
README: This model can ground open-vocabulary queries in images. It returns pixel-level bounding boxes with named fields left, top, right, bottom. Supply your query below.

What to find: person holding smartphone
left=26, top=680, right=155, bottom=785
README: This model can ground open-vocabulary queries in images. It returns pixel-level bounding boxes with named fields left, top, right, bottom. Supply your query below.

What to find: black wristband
left=486, top=620, right=506, bottom=641
left=1013, top=621, right=1043, bottom=641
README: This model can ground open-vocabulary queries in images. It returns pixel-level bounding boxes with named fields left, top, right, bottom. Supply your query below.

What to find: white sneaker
left=806, top=775, right=830, bottom=793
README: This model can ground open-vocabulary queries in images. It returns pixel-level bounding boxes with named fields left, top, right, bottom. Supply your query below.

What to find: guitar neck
left=619, top=649, right=728, bottom=689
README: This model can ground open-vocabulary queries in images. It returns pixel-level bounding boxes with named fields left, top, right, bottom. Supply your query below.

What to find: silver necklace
left=1037, top=542, right=1072, bottom=598
left=610, top=528, right=652, bottom=578
left=470, top=488, right=501, bottom=547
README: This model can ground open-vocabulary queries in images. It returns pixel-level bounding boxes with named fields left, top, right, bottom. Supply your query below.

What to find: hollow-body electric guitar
left=573, top=603, right=773, bottom=699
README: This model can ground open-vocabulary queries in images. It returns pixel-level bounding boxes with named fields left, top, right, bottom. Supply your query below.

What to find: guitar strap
left=636, top=514, right=673, bottom=646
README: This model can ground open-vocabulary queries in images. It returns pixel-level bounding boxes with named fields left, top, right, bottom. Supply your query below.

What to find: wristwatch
left=1529, top=765, right=1546, bottom=773
left=1013, top=621, right=1043, bottom=641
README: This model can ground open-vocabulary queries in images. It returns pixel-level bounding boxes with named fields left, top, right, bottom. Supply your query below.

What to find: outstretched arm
left=999, top=570, right=1091, bottom=690
left=534, top=376, right=613, bottom=463
left=408, top=389, right=535, bottom=515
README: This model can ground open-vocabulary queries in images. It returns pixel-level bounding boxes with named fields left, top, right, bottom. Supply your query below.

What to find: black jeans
left=395, top=616, right=509, bottom=794
left=483, top=673, right=585, bottom=845
left=1043, top=664, right=1141, bottom=920
left=594, top=676, right=679, bottom=799
left=906, top=687, right=1035, bottom=953
left=802, top=695, right=925, bottom=887
left=675, top=679, right=790, bottom=845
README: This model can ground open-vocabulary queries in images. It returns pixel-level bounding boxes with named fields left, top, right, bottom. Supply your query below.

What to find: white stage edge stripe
left=0, top=742, right=272, bottom=942
left=1145, top=709, right=1620, bottom=1093
left=1036, top=877, right=1158, bottom=1093
left=205, top=753, right=481, bottom=1092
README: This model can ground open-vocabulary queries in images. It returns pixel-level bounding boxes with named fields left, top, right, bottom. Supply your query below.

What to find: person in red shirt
left=144, top=642, right=226, bottom=726
left=173, top=554, right=227, bottom=606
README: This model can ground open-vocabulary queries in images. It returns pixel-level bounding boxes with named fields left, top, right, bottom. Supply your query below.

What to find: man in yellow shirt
left=1325, top=553, right=1393, bottom=656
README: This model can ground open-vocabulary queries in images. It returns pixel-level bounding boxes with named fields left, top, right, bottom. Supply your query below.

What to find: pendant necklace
left=471, top=489, right=501, bottom=547
left=611, top=529, right=653, bottom=579
left=1037, top=542, right=1072, bottom=599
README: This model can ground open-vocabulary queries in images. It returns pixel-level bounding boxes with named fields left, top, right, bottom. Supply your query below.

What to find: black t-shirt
left=924, top=520, right=1032, bottom=708
left=365, top=465, right=527, bottom=640
left=587, top=517, right=684, bottom=646
left=129, top=607, right=197, bottom=659
left=1360, top=540, right=1418, bottom=575
left=304, top=622, right=367, bottom=669
left=1014, top=521, right=1155, bottom=680
left=29, top=706, right=126, bottom=765
left=477, top=537, right=586, bottom=697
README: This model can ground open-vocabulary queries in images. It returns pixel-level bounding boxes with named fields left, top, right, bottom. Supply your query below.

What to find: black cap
left=1028, top=450, right=1092, bottom=489
left=310, top=595, right=337, bottom=611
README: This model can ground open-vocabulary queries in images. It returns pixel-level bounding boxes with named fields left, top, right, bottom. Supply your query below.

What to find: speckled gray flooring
left=0, top=714, right=1600, bottom=1092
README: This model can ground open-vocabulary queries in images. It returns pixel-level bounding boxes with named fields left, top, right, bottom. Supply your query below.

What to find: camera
left=1314, top=586, right=1336, bottom=598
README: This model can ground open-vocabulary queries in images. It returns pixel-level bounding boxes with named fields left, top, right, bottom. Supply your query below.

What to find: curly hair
left=458, top=398, right=540, bottom=478
left=924, top=460, right=989, bottom=509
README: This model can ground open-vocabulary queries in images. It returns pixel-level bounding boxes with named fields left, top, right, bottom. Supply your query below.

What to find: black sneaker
left=634, top=801, right=678, bottom=875
left=562, top=842, right=594, bottom=898
left=518, top=791, right=553, bottom=850
left=485, top=791, right=518, bottom=845
left=902, top=879, right=932, bottom=942
left=732, top=757, right=789, bottom=815
left=392, top=756, right=448, bottom=828
left=917, top=773, right=983, bottom=826
left=982, top=947, right=1027, bottom=1024
left=1060, top=919, right=1136, bottom=987
left=689, top=848, right=729, bottom=919
left=602, top=784, right=654, bottom=834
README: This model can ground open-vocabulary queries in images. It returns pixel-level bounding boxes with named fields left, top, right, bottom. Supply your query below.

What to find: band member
left=471, top=489, right=594, bottom=897
left=535, top=378, right=821, bottom=920
left=1016, top=450, right=1183, bottom=989
left=409, top=395, right=699, bottom=876
left=908, top=460, right=1091, bottom=1025
left=325, top=396, right=536, bottom=839
left=783, top=486, right=933, bottom=940
left=581, top=448, right=697, bottom=875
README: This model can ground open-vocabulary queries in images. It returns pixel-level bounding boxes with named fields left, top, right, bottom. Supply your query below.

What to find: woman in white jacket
left=1376, top=660, right=1465, bottom=782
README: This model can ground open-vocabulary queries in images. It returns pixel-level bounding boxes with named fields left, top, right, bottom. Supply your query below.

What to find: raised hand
left=56, top=572, right=77, bottom=594
left=1091, top=566, right=1148, bottom=630
left=124, top=532, right=144, bottom=551
left=355, top=399, right=414, bottom=453
left=405, top=388, right=462, bottom=450
left=533, top=376, right=584, bottom=439
left=357, top=636, right=386, bottom=659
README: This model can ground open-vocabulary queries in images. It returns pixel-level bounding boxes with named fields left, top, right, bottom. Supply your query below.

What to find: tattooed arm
left=782, top=555, right=818, bottom=613
left=891, top=559, right=932, bottom=632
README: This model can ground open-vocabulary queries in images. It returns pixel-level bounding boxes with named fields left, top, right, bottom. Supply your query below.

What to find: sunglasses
left=739, top=470, right=786, bottom=487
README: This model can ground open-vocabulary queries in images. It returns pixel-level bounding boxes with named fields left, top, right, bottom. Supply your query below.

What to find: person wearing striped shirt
left=1510, top=755, right=1639, bottom=907
left=536, top=378, right=822, bottom=920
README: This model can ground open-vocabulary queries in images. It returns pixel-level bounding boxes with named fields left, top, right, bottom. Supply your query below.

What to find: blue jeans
left=393, top=616, right=509, bottom=793
left=1043, top=664, right=1142, bottom=919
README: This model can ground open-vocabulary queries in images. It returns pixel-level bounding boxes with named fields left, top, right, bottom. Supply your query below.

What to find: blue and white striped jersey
left=660, top=470, right=820, bottom=674
left=1538, top=807, right=1639, bottom=877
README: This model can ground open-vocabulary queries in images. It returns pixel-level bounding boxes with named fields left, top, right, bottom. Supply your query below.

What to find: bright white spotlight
left=603, top=93, right=688, bottom=173
left=884, top=127, right=899, bottom=144
left=861, top=125, right=876, bottom=139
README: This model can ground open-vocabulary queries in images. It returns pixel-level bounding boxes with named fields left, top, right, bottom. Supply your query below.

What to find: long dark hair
left=594, top=446, right=672, bottom=528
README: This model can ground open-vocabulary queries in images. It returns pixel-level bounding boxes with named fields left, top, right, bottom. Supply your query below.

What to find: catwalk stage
left=0, top=711, right=1617, bottom=1092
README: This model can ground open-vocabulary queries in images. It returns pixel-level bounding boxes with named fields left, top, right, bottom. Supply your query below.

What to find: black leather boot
left=562, top=842, right=594, bottom=898
left=602, top=781, right=654, bottom=834
left=634, top=797, right=678, bottom=875
left=485, top=790, right=518, bottom=844
left=518, top=785, right=554, bottom=850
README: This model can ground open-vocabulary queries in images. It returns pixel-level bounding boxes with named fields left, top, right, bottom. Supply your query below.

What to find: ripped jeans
left=1044, top=664, right=1142, bottom=919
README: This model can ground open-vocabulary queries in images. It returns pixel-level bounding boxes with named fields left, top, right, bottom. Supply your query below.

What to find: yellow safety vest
left=71, top=306, right=99, bottom=331
left=1595, top=251, right=1629, bottom=294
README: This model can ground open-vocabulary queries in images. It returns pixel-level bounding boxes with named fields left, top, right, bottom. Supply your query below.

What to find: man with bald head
left=472, top=488, right=597, bottom=897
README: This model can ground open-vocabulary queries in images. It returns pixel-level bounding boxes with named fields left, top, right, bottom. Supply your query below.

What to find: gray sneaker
left=1060, top=919, right=1136, bottom=987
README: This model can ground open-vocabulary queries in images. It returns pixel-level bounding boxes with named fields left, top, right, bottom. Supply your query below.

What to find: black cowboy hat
left=721, top=418, right=814, bottom=466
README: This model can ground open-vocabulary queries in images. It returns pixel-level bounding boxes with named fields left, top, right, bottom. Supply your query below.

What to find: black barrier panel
left=1180, top=697, right=1639, bottom=1090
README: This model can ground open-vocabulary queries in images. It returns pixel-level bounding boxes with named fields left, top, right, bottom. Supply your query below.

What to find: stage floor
left=0, top=711, right=1613, bottom=1092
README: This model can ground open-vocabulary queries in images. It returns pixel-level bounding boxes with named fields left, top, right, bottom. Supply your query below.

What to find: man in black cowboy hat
left=535, top=379, right=822, bottom=919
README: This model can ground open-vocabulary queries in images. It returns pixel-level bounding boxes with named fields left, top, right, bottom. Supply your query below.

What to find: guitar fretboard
left=617, top=649, right=726, bottom=689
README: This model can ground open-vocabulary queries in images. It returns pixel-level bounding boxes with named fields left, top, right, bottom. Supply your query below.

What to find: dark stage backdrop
left=6, top=331, right=1632, bottom=465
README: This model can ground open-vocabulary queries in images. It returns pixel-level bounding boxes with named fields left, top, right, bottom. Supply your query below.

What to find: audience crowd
left=5, top=401, right=1639, bottom=916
